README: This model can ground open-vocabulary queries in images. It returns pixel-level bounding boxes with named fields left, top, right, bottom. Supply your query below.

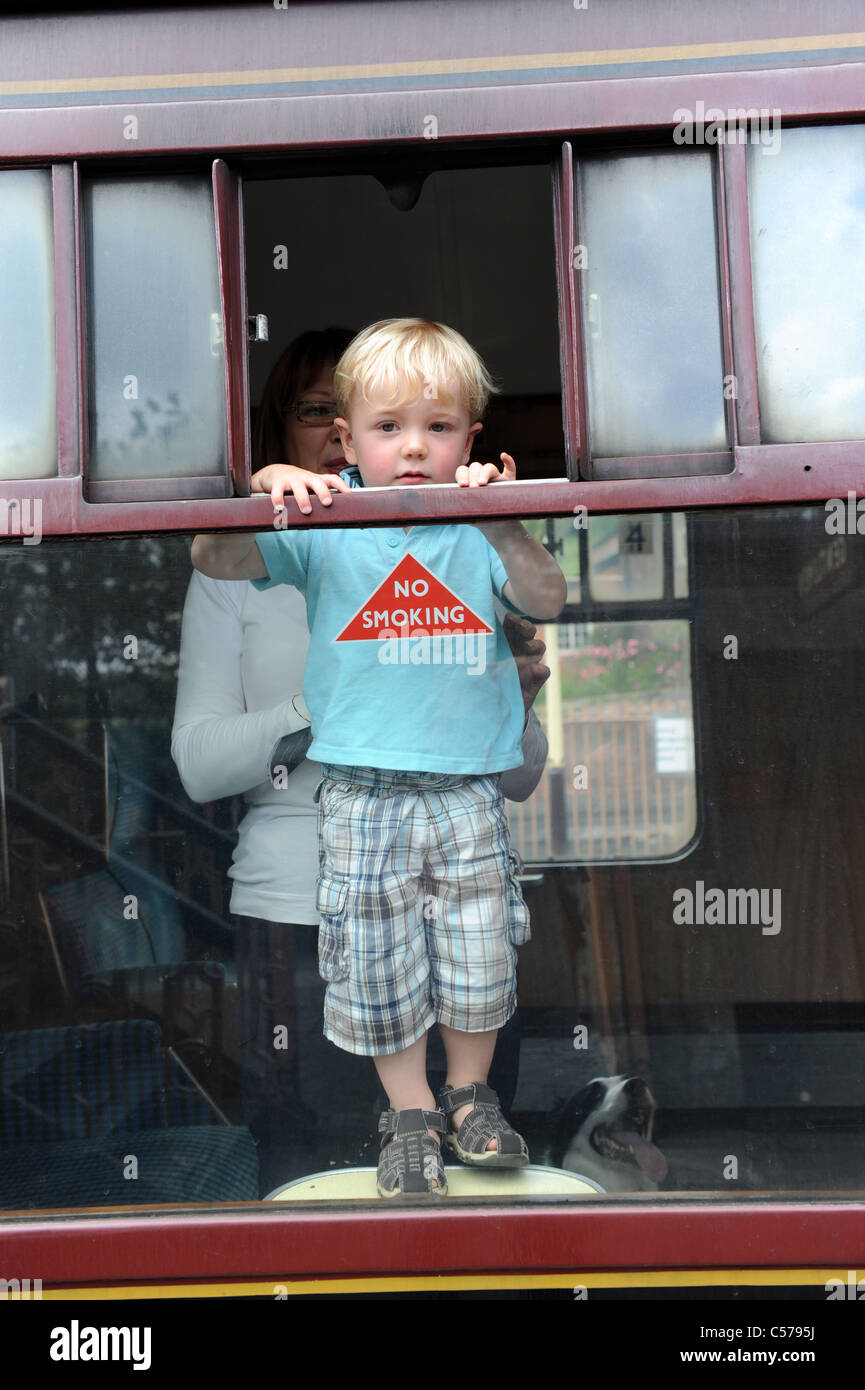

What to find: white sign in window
left=655, top=716, right=694, bottom=774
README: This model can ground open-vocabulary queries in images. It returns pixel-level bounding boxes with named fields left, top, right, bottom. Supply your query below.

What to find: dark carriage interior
left=242, top=161, right=568, bottom=479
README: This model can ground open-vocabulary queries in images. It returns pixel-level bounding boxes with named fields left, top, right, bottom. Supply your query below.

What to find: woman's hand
left=252, top=463, right=352, bottom=514
left=502, top=613, right=551, bottom=714
left=454, top=452, right=517, bottom=487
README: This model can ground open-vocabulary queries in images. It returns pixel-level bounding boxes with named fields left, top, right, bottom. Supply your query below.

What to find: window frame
left=1, top=125, right=864, bottom=531
left=1, top=48, right=865, bottom=1291
left=572, top=142, right=735, bottom=480
left=2, top=1199, right=865, bottom=1296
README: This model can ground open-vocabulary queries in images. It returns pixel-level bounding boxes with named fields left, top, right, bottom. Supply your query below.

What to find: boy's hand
left=252, top=463, right=352, bottom=515
left=455, top=452, right=517, bottom=487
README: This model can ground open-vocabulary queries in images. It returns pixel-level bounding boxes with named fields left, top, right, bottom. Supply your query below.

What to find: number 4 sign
left=618, top=515, right=654, bottom=555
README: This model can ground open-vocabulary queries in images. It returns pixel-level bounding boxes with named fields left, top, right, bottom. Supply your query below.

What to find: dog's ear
left=549, top=1081, right=606, bottom=1167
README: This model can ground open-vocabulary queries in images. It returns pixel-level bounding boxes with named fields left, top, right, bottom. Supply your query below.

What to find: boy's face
left=334, top=379, right=482, bottom=487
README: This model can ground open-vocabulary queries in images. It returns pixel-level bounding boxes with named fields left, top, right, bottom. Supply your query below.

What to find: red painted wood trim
left=592, top=452, right=733, bottom=482
left=86, top=476, right=230, bottom=503
left=0, top=63, right=863, bottom=161
left=0, top=444, right=862, bottom=540
left=73, top=159, right=89, bottom=483
left=51, top=163, right=79, bottom=480
left=714, top=141, right=738, bottom=450
left=213, top=158, right=250, bottom=498
left=552, top=142, right=579, bottom=480
left=723, top=141, right=762, bottom=444
left=3, top=1201, right=864, bottom=1285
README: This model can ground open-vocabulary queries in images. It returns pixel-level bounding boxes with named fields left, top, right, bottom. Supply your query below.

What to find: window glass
left=0, top=170, right=56, bottom=480
left=85, top=178, right=226, bottom=480
left=0, top=505, right=862, bottom=1215
left=579, top=152, right=728, bottom=457
left=508, top=618, right=694, bottom=862
left=748, top=124, right=865, bottom=443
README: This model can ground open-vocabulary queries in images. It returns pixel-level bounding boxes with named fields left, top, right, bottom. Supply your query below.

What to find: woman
left=171, top=328, right=550, bottom=1192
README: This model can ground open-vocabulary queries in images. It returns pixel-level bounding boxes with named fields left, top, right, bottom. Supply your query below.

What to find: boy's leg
left=438, top=1024, right=499, bottom=1151
left=373, top=1033, right=436, bottom=1114
left=424, top=777, right=530, bottom=1158
left=374, top=1032, right=447, bottom=1194
left=437, top=1023, right=529, bottom=1166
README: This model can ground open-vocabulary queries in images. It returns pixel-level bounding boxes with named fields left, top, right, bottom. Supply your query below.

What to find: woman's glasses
left=289, top=399, right=339, bottom=426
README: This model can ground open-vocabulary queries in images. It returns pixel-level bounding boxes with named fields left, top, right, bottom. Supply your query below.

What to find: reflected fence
left=507, top=693, right=696, bottom=863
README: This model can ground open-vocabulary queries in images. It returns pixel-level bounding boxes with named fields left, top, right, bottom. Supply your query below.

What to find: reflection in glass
left=508, top=618, right=696, bottom=861
left=0, top=510, right=863, bottom=1211
left=579, top=152, right=728, bottom=457
left=85, top=178, right=226, bottom=479
left=588, top=514, right=664, bottom=602
left=749, top=125, right=865, bottom=443
left=0, top=171, right=56, bottom=480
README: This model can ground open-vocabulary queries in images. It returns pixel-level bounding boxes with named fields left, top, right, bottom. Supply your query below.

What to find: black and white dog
left=549, top=1075, right=668, bottom=1192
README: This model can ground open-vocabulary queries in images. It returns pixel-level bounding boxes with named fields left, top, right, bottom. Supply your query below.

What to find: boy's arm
left=191, top=532, right=267, bottom=580
left=191, top=464, right=349, bottom=579
left=456, top=453, right=567, bottom=619
left=482, top=519, right=566, bottom=618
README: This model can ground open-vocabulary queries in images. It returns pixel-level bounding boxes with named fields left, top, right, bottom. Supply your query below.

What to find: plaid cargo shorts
left=315, top=765, right=531, bottom=1056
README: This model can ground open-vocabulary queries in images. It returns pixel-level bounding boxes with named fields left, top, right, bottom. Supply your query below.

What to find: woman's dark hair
left=253, top=326, right=355, bottom=470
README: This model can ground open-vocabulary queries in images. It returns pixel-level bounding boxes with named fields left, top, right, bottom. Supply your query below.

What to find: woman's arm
left=500, top=710, right=548, bottom=803
left=171, top=572, right=310, bottom=803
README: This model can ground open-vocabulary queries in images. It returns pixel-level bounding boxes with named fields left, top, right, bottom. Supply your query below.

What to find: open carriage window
left=243, top=163, right=565, bottom=481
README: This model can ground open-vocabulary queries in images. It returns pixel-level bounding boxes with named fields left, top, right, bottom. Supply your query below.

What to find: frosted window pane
left=749, top=126, right=865, bottom=443
left=0, top=171, right=56, bottom=480
left=580, top=154, right=728, bottom=457
left=86, top=179, right=226, bottom=480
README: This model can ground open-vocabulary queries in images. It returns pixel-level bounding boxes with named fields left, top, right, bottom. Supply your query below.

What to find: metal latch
left=248, top=314, right=269, bottom=344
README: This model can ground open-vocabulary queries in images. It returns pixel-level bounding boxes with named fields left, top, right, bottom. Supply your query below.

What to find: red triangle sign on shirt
left=335, top=554, right=493, bottom=641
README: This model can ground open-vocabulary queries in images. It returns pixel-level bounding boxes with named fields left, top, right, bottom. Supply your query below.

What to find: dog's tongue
left=611, top=1129, right=668, bottom=1182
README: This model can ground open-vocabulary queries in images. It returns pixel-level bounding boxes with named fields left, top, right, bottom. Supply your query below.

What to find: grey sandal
left=376, top=1108, right=448, bottom=1198
left=438, top=1083, right=530, bottom=1168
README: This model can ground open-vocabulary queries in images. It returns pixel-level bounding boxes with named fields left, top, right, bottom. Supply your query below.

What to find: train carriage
left=0, top=0, right=863, bottom=1313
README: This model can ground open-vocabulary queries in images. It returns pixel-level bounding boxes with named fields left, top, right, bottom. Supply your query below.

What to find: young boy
left=192, top=319, right=566, bottom=1197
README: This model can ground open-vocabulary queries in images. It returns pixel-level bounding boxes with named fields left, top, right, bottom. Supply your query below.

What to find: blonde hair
left=334, top=319, right=497, bottom=422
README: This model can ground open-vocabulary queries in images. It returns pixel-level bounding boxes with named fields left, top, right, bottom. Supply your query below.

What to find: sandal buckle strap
left=437, top=1082, right=499, bottom=1115
left=378, top=1107, right=446, bottom=1137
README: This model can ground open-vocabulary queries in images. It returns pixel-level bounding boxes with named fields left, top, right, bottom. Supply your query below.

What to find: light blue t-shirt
left=254, top=506, right=526, bottom=774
